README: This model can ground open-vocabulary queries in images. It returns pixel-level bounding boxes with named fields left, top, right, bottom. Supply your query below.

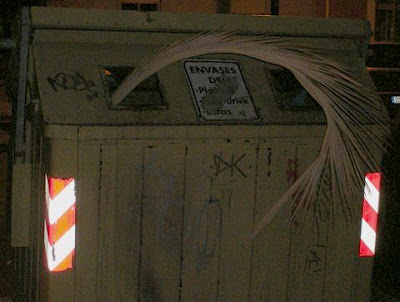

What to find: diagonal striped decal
left=44, top=223, right=76, bottom=271
left=47, top=180, right=76, bottom=225
left=359, top=172, right=381, bottom=257
left=364, top=177, right=380, bottom=213
left=360, top=218, right=377, bottom=254
left=44, top=175, right=76, bottom=272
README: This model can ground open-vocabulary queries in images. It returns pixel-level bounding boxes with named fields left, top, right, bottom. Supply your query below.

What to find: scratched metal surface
left=57, top=133, right=370, bottom=301
left=13, top=121, right=382, bottom=301
left=15, top=112, right=382, bottom=302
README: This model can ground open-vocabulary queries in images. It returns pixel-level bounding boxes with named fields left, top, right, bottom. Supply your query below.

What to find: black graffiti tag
left=47, top=72, right=99, bottom=101
left=307, top=250, right=322, bottom=272
left=213, top=152, right=247, bottom=178
left=305, top=245, right=326, bottom=273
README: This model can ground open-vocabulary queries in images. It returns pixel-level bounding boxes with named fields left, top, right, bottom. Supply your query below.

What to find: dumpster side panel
left=42, top=128, right=378, bottom=301
left=97, top=143, right=143, bottom=301
left=251, top=140, right=302, bottom=301
left=250, top=138, right=324, bottom=301
left=181, top=141, right=257, bottom=301
left=206, top=142, right=256, bottom=301
left=180, top=143, right=222, bottom=301
left=45, top=138, right=77, bottom=301
left=324, top=212, right=362, bottom=301
left=286, top=140, right=329, bottom=300
left=75, top=141, right=101, bottom=301
left=140, top=144, right=186, bottom=301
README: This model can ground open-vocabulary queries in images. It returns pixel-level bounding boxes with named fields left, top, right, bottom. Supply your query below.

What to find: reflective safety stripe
left=364, top=177, right=380, bottom=213
left=44, top=223, right=76, bottom=271
left=360, top=218, right=377, bottom=255
left=44, top=175, right=76, bottom=272
left=47, top=180, right=76, bottom=225
left=359, top=172, right=381, bottom=257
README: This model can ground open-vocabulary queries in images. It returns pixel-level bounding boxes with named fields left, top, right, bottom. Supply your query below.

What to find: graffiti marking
left=266, top=148, right=272, bottom=177
left=305, top=245, right=326, bottom=273
left=47, top=72, right=99, bottom=101
left=286, top=158, right=299, bottom=187
left=213, top=152, right=247, bottom=178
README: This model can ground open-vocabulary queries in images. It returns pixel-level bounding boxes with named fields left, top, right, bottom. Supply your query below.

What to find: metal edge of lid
left=29, top=6, right=369, bottom=40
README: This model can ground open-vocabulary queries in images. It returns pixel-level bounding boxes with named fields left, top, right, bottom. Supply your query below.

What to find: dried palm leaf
left=111, top=32, right=390, bottom=238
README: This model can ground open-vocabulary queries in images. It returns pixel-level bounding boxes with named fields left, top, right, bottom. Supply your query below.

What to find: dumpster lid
left=30, top=7, right=370, bottom=40
left=29, top=7, right=375, bottom=126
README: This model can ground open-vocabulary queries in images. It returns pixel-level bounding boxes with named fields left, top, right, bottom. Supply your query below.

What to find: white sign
left=183, top=60, right=258, bottom=121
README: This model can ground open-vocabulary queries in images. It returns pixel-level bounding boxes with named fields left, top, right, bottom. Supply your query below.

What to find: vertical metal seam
left=115, top=143, right=120, bottom=299
left=285, top=144, right=297, bottom=302
left=321, top=173, right=331, bottom=301
left=216, top=172, right=223, bottom=301
left=248, top=142, right=260, bottom=301
left=136, top=146, right=147, bottom=302
left=73, top=134, right=80, bottom=302
left=15, top=7, right=31, bottom=162
left=96, top=146, right=103, bottom=301
left=178, top=145, right=188, bottom=301
left=35, top=136, right=44, bottom=301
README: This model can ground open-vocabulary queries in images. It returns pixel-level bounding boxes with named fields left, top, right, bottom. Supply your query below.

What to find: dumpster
left=10, top=7, right=388, bottom=301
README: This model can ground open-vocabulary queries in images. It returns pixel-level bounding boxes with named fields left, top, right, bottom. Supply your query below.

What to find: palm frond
left=111, top=32, right=390, bottom=238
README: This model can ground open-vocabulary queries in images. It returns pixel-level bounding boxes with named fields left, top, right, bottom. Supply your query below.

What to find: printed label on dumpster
left=183, top=60, right=258, bottom=121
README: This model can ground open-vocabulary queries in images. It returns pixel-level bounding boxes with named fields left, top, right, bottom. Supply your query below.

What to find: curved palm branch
left=111, top=32, right=389, bottom=238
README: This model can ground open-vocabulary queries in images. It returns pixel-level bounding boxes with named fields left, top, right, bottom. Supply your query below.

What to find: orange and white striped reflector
left=359, top=172, right=382, bottom=257
left=44, top=175, right=76, bottom=272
